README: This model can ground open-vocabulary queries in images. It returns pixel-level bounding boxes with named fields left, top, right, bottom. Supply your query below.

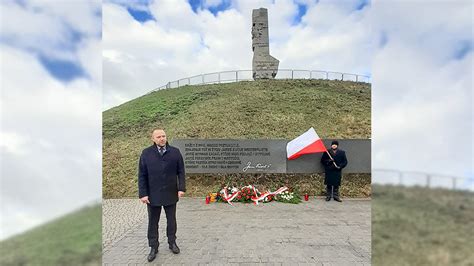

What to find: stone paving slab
left=103, top=198, right=371, bottom=265
left=102, top=199, right=148, bottom=251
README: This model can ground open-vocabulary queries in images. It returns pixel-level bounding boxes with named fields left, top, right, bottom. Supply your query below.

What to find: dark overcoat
left=320, top=149, right=348, bottom=186
left=138, top=144, right=186, bottom=206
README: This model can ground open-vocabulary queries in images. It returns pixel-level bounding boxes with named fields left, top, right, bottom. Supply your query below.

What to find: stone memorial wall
left=173, top=139, right=371, bottom=174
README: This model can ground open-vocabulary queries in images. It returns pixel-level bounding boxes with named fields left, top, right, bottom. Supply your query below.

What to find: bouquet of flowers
left=237, top=185, right=254, bottom=203
left=275, top=190, right=302, bottom=204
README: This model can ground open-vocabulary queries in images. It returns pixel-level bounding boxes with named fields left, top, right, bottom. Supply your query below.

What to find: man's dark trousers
left=147, top=203, right=177, bottom=248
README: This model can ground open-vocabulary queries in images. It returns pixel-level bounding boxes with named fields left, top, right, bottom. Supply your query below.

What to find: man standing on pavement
left=138, top=128, right=186, bottom=262
left=320, top=140, right=348, bottom=202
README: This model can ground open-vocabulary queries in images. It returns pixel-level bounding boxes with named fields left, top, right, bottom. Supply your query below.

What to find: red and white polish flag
left=286, top=127, right=327, bottom=160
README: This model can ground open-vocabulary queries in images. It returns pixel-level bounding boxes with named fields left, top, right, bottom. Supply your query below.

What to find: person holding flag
left=286, top=128, right=348, bottom=202
left=320, top=140, right=348, bottom=202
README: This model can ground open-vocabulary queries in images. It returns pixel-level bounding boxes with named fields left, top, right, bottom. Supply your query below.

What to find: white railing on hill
left=373, top=169, right=474, bottom=191
left=148, top=69, right=371, bottom=93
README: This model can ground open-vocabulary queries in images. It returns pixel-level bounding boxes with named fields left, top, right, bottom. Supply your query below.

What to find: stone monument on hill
left=252, top=8, right=279, bottom=80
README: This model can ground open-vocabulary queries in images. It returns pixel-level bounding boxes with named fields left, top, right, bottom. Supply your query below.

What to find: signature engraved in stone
left=243, top=161, right=272, bottom=172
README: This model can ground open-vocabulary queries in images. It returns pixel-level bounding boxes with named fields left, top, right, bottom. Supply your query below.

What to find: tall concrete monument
left=252, top=8, right=279, bottom=80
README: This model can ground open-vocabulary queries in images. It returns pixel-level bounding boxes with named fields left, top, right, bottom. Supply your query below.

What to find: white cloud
left=77, top=38, right=103, bottom=86
left=274, top=4, right=372, bottom=73
left=148, top=0, right=200, bottom=32
left=27, top=0, right=101, bottom=37
left=0, top=1, right=75, bottom=60
left=0, top=1, right=101, bottom=240
left=0, top=131, right=30, bottom=156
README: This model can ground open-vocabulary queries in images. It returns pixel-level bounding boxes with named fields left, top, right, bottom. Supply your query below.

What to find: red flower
left=237, top=195, right=242, bottom=199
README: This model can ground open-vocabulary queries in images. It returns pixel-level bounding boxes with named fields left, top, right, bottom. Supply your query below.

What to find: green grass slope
left=0, top=204, right=101, bottom=266
left=103, top=79, right=371, bottom=198
left=373, top=185, right=474, bottom=266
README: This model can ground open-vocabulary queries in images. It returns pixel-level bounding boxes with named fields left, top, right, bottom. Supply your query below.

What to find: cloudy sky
left=1, top=0, right=102, bottom=240
left=1, top=0, right=472, bottom=239
left=371, top=1, right=472, bottom=188
left=103, top=0, right=372, bottom=109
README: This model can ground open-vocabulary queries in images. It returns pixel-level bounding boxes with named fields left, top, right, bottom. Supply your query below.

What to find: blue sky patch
left=292, top=3, right=307, bottom=26
left=208, top=0, right=231, bottom=16
left=188, top=0, right=201, bottom=13
left=38, top=56, right=86, bottom=82
left=127, top=7, right=155, bottom=23
left=188, top=0, right=231, bottom=16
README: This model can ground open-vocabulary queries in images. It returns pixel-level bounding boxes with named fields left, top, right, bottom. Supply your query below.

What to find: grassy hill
left=103, top=79, right=371, bottom=198
left=372, top=185, right=474, bottom=265
left=0, top=204, right=101, bottom=266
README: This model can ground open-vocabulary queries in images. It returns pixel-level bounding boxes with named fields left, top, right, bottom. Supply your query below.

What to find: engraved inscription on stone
left=173, top=139, right=286, bottom=173
left=252, top=8, right=279, bottom=80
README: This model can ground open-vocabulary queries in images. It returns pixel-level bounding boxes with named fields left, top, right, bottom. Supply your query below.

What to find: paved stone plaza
left=103, top=198, right=371, bottom=265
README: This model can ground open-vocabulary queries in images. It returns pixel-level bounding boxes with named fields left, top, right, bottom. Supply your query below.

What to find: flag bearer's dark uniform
left=320, top=140, right=348, bottom=202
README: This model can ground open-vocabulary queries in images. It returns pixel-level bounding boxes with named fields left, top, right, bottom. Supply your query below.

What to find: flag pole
left=325, top=149, right=339, bottom=168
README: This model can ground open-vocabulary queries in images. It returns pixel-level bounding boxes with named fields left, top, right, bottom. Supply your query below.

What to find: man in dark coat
left=138, top=128, right=186, bottom=262
left=320, top=140, right=348, bottom=202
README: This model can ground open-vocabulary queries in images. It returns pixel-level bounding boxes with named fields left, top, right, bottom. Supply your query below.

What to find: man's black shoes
left=325, top=196, right=331, bottom=201
left=334, top=197, right=342, bottom=202
left=147, top=242, right=179, bottom=261
left=169, top=242, right=180, bottom=254
left=147, top=247, right=158, bottom=262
